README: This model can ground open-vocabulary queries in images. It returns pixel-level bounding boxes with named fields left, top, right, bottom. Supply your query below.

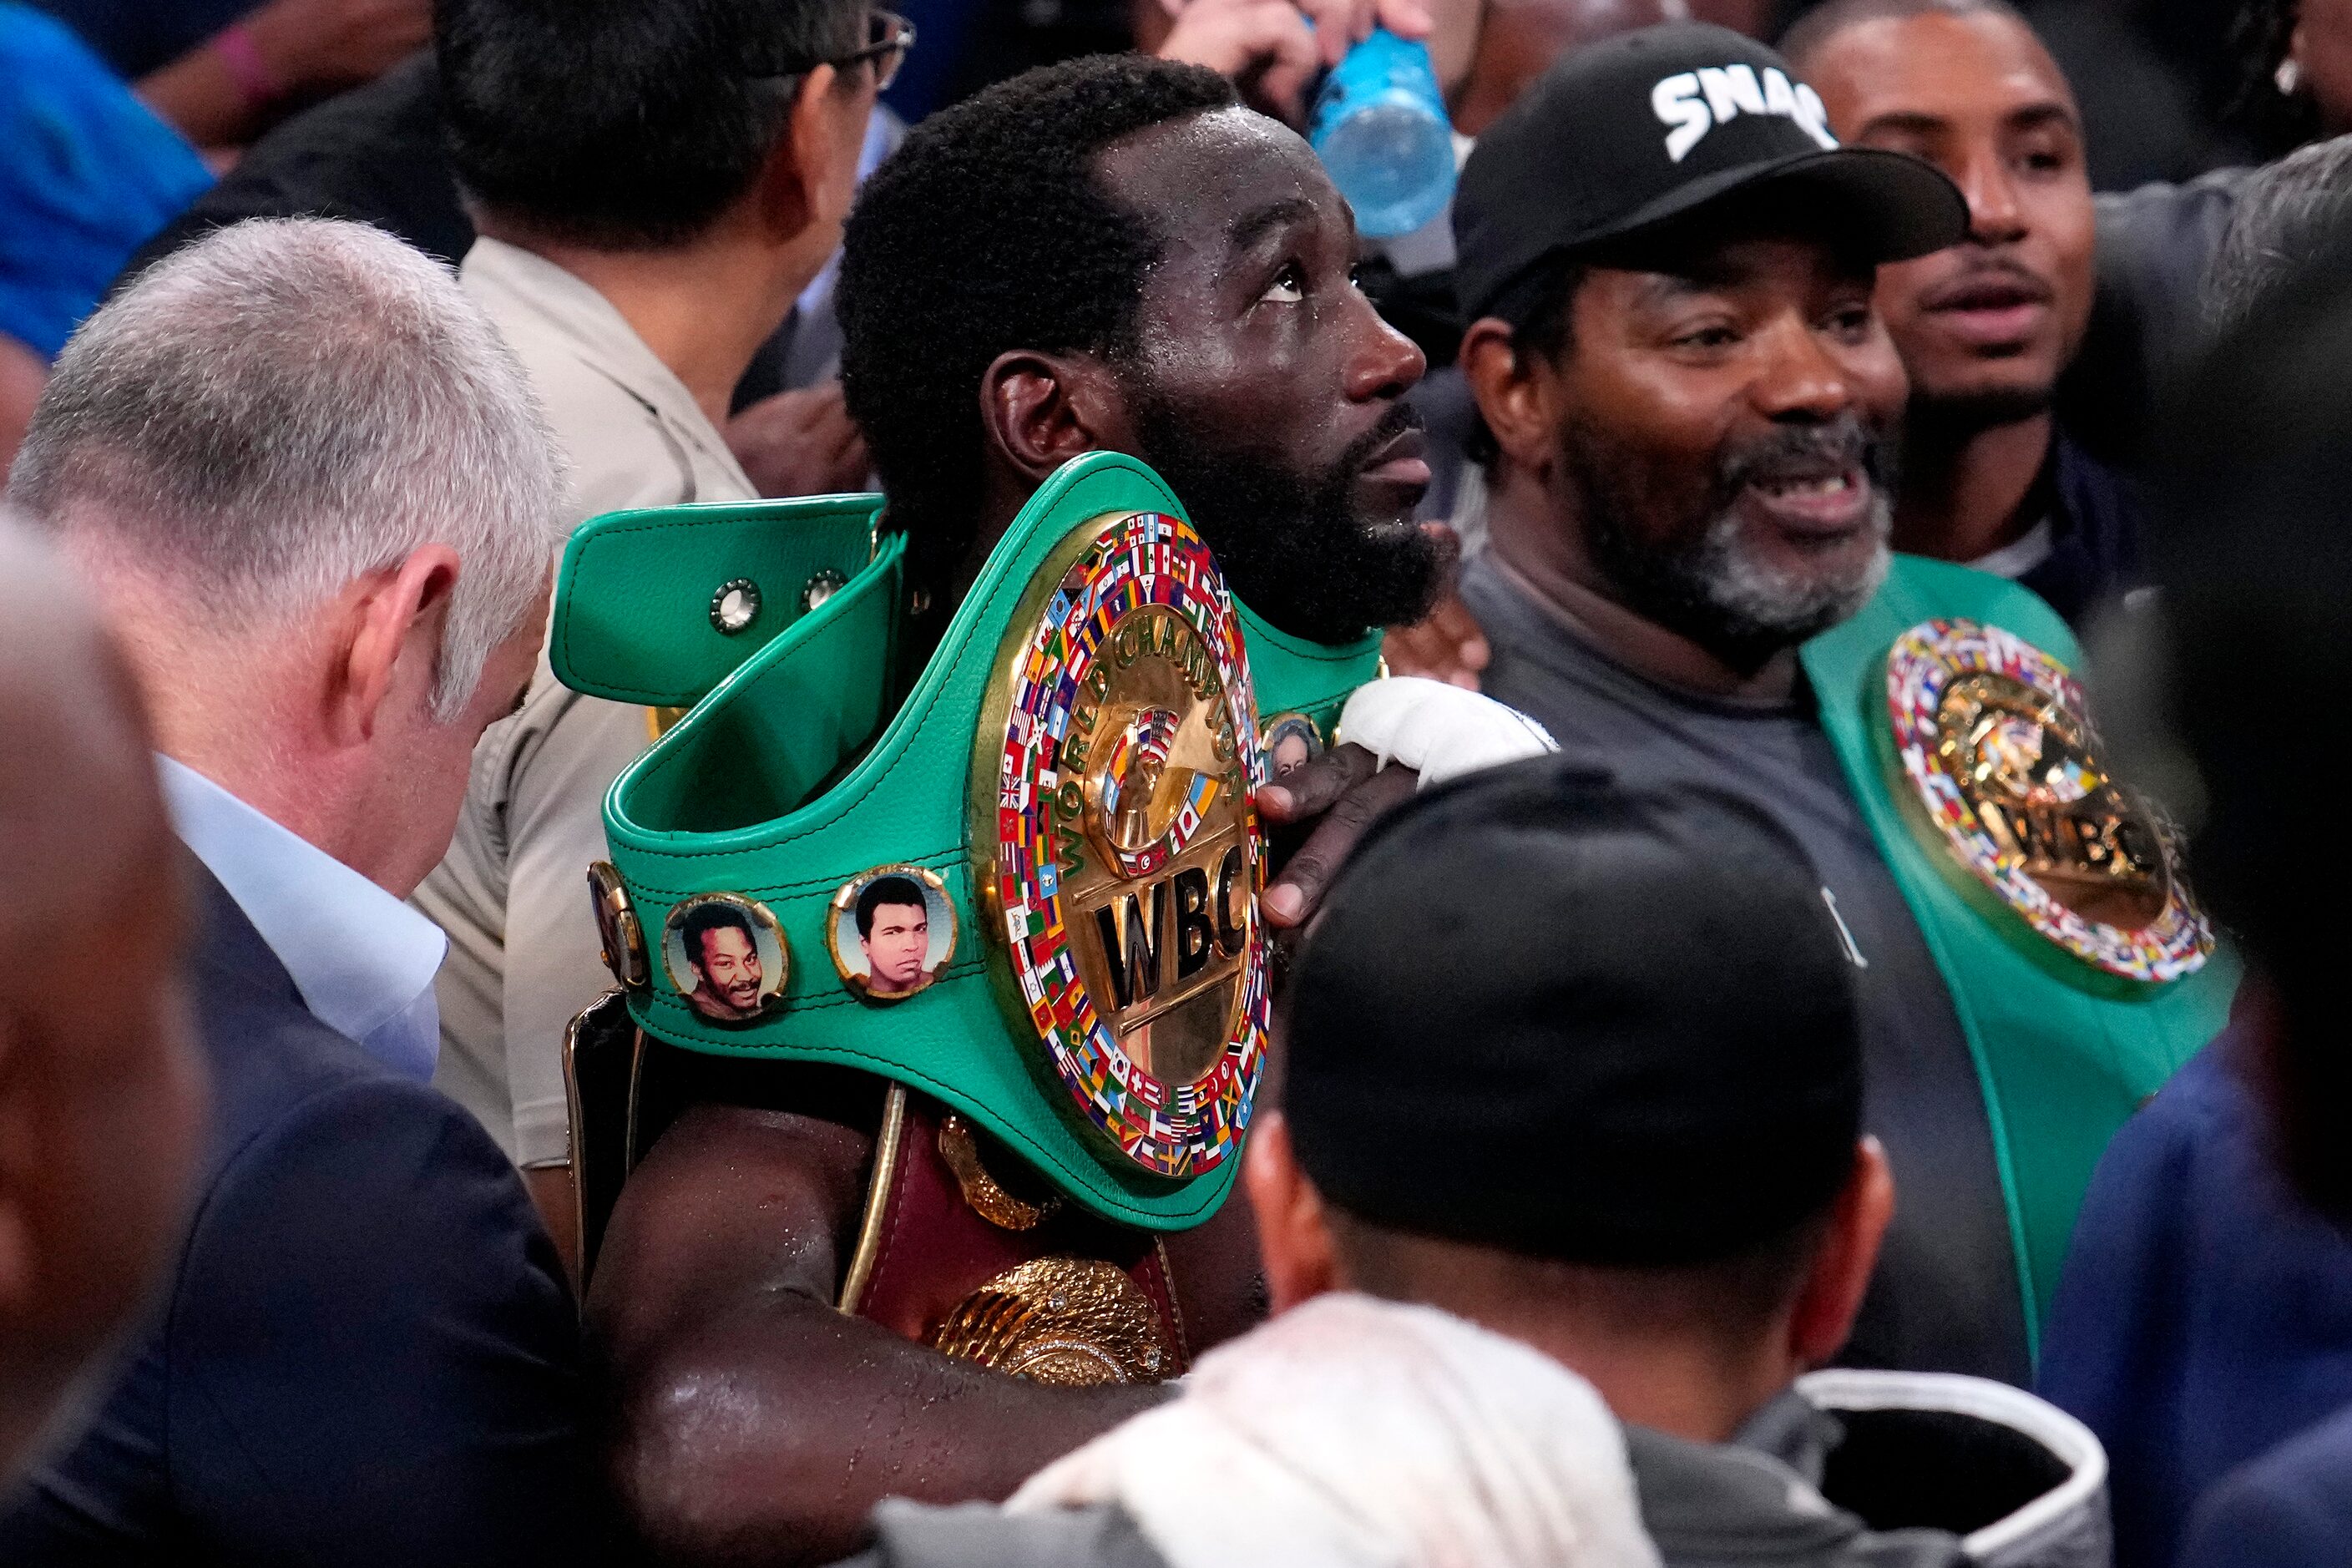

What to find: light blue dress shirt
left=159, top=756, right=447, bottom=1082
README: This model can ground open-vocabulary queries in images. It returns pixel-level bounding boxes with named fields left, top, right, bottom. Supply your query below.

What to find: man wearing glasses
left=414, top=0, right=910, bottom=1276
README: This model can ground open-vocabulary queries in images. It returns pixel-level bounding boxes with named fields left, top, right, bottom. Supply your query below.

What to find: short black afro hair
left=855, top=874, right=928, bottom=938
left=680, top=902, right=756, bottom=968
left=837, top=54, right=1238, bottom=601
left=438, top=0, right=863, bottom=250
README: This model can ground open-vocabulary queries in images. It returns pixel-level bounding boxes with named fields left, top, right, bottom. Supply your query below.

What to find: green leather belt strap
left=554, top=493, right=886, bottom=707
left=1236, top=600, right=1382, bottom=750
left=1800, top=554, right=2238, bottom=1355
left=549, top=454, right=1379, bottom=1230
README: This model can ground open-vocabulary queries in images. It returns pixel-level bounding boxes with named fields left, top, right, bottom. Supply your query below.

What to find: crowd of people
left=3, top=0, right=2352, bottom=1565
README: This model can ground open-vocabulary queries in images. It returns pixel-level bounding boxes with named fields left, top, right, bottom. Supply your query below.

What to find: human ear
left=1788, top=1137, right=1895, bottom=1367
left=768, top=63, right=860, bottom=239
left=1243, top=1111, right=1343, bottom=1313
left=979, top=352, right=1125, bottom=486
left=1459, top=317, right=1556, bottom=473
left=330, top=545, right=459, bottom=746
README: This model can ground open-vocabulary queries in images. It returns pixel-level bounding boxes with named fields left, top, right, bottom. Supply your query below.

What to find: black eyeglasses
left=757, top=10, right=917, bottom=92
left=841, top=10, right=915, bottom=91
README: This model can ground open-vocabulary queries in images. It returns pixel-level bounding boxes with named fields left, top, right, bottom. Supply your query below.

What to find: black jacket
left=2011, top=433, right=2147, bottom=631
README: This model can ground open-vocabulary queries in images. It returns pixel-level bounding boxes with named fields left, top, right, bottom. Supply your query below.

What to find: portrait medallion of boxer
left=1257, top=711, right=1325, bottom=781
left=828, top=864, right=958, bottom=1003
left=974, top=510, right=1269, bottom=1178
left=662, top=892, right=791, bottom=1024
left=1887, top=618, right=2213, bottom=983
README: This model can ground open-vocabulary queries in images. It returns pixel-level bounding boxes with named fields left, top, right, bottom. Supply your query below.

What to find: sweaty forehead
left=1092, top=106, right=1346, bottom=255
left=1807, top=11, right=2076, bottom=124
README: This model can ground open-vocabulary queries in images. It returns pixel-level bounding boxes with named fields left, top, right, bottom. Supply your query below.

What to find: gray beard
left=1673, top=492, right=1894, bottom=652
left=1565, top=414, right=1896, bottom=670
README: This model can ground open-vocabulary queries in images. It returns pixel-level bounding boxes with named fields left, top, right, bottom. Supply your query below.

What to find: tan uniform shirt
left=413, top=237, right=756, bottom=1166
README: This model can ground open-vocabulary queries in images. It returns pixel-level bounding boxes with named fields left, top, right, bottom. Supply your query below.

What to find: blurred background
left=873, top=0, right=2314, bottom=190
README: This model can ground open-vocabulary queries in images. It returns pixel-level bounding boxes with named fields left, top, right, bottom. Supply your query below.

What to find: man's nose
left=1955, top=148, right=2029, bottom=245
left=1749, top=313, right=1857, bottom=424
left=1343, top=292, right=1426, bottom=402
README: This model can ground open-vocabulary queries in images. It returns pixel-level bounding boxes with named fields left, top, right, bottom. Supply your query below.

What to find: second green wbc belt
left=549, top=453, right=1378, bottom=1230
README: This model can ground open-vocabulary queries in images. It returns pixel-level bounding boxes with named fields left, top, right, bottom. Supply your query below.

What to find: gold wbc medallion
left=971, top=510, right=1268, bottom=1178
left=1072, top=605, right=1254, bottom=1090
left=929, top=1257, right=1175, bottom=1385
left=1886, top=619, right=2212, bottom=982
left=585, top=861, right=650, bottom=990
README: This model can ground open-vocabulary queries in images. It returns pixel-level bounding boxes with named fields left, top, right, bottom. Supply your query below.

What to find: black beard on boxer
left=1129, top=394, right=1442, bottom=646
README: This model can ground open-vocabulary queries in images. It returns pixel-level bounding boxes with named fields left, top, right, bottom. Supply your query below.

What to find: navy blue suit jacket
left=2041, top=1035, right=2352, bottom=1568
left=0, top=862, right=606, bottom=1565
left=2182, top=1404, right=2352, bottom=1568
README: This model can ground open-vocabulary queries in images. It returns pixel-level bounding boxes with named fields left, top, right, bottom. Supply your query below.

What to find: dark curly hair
left=854, top=874, right=927, bottom=938
left=437, top=0, right=863, bottom=249
left=680, top=903, right=756, bottom=971
left=837, top=54, right=1238, bottom=605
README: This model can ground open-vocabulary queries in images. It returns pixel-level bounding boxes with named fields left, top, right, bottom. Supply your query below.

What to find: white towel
left=1009, top=1293, right=1661, bottom=1568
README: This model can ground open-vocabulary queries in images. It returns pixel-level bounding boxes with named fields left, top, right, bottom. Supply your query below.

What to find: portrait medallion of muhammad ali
left=1887, top=619, right=2213, bottom=983
left=828, top=865, right=958, bottom=1003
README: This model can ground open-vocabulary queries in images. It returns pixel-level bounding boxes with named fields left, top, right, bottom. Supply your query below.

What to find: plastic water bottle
left=1308, top=28, right=1457, bottom=240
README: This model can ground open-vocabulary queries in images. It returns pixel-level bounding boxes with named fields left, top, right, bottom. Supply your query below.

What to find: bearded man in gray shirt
left=1446, top=24, right=2231, bottom=1383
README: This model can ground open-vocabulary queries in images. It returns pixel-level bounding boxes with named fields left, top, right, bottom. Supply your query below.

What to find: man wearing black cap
left=829, top=762, right=2110, bottom=1568
left=1447, top=22, right=2233, bottom=1387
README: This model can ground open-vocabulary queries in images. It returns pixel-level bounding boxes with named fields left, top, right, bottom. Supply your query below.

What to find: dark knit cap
left=1282, top=757, right=1864, bottom=1266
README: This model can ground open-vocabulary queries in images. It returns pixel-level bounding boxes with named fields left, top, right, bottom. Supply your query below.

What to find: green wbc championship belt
left=1800, top=554, right=2238, bottom=1348
left=549, top=453, right=1378, bottom=1229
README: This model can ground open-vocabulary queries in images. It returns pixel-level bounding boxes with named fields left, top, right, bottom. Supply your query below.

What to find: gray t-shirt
left=1462, top=555, right=2029, bottom=1385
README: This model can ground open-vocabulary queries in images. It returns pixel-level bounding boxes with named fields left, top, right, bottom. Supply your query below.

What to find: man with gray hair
left=0, top=216, right=607, bottom=1565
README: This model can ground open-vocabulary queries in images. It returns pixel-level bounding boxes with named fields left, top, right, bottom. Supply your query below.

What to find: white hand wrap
left=1333, top=675, right=1558, bottom=790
